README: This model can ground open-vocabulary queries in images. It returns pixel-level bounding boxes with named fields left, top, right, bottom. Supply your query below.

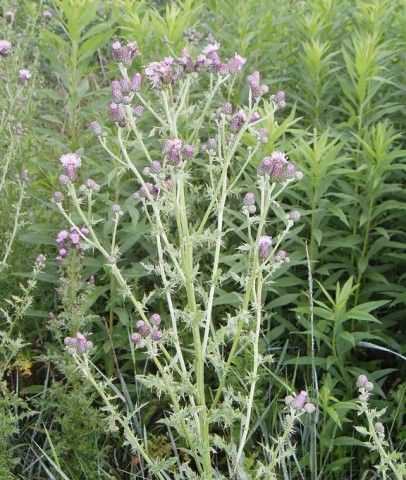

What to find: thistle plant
left=52, top=39, right=313, bottom=478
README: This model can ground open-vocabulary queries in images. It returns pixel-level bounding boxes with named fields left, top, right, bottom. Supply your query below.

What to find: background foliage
left=0, top=0, right=405, bottom=478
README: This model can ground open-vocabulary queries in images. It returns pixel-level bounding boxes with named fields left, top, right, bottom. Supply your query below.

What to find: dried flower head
left=0, top=40, right=12, bottom=57
left=259, top=235, right=272, bottom=260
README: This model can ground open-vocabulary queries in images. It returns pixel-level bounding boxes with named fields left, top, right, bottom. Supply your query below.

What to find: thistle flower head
left=150, top=330, right=163, bottom=341
left=275, top=250, right=288, bottom=262
left=133, top=105, right=144, bottom=117
left=64, top=332, right=93, bottom=354
left=18, top=69, right=31, bottom=86
left=247, top=70, right=266, bottom=98
left=53, top=191, right=64, bottom=203
left=230, top=110, right=247, bottom=132
left=131, top=332, right=142, bottom=346
left=90, top=121, right=102, bottom=136
left=272, top=90, right=286, bottom=109
left=145, top=57, right=176, bottom=88
left=227, top=53, right=246, bottom=73
left=60, top=153, right=82, bottom=169
left=130, top=73, right=142, bottom=92
left=259, top=235, right=272, bottom=260
left=136, top=320, right=150, bottom=337
left=0, top=40, right=12, bottom=57
left=163, top=138, right=183, bottom=165
left=150, top=313, right=161, bottom=326
left=35, top=254, right=46, bottom=268
left=43, top=10, right=53, bottom=21
left=290, top=390, right=308, bottom=410
left=243, top=192, right=255, bottom=206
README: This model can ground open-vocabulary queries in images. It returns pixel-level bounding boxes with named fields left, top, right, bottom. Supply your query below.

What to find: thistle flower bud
left=53, top=191, right=64, bottom=203
left=136, top=320, right=150, bottom=337
left=64, top=332, right=92, bottom=354
left=149, top=160, right=162, bottom=175
left=291, top=390, right=308, bottom=410
left=5, top=11, right=15, bottom=23
left=111, top=41, right=123, bottom=61
left=163, top=138, right=182, bottom=165
left=150, top=313, right=161, bottom=326
left=18, top=69, right=31, bottom=86
left=304, top=402, right=316, bottom=413
left=107, top=256, right=117, bottom=265
left=56, top=230, right=69, bottom=243
left=295, top=170, right=304, bottom=181
left=284, top=395, right=294, bottom=406
left=90, top=121, right=102, bottom=136
left=356, top=374, right=369, bottom=389
left=151, top=330, right=163, bottom=341
left=289, top=210, right=301, bottom=221
left=221, top=102, right=233, bottom=115
left=133, top=105, right=144, bottom=117
left=0, top=40, right=12, bottom=57
left=43, top=10, right=53, bottom=22
left=243, top=192, right=256, bottom=206
left=111, top=203, right=122, bottom=215
left=85, top=179, right=100, bottom=193
left=227, top=53, right=246, bottom=72
left=59, top=247, right=68, bottom=257
left=275, top=250, right=288, bottom=262
left=272, top=90, right=286, bottom=109
left=131, top=332, right=142, bottom=346
left=182, top=144, right=195, bottom=159
left=258, top=127, right=268, bottom=144
left=130, top=73, right=142, bottom=92
left=230, top=110, right=247, bottom=132
left=35, top=254, right=46, bottom=268
left=374, top=422, right=385, bottom=439
left=259, top=235, right=272, bottom=260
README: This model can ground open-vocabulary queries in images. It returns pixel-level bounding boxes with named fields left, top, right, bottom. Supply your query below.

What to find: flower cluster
left=356, top=374, right=374, bottom=401
left=64, top=332, right=93, bottom=354
left=284, top=390, right=316, bottom=413
left=130, top=313, right=163, bottom=347
left=55, top=227, right=88, bottom=263
left=59, top=152, right=82, bottom=181
left=111, top=40, right=139, bottom=66
left=258, top=151, right=302, bottom=181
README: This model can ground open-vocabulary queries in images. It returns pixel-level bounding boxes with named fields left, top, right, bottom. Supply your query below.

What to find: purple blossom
left=111, top=41, right=123, bottom=61
left=149, top=160, right=162, bottom=175
left=163, top=138, right=183, bottom=165
left=221, top=102, right=233, bottom=115
left=53, top=191, right=64, bottom=203
left=0, top=40, right=12, bottom=57
left=290, top=390, right=308, bottom=410
left=259, top=235, right=272, bottom=260
left=258, top=127, right=268, bottom=144
left=275, top=250, right=288, bottom=262
left=18, top=69, right=31, bottom=86
left=250, top=112, right=260, bottom=123
left=70, top=232, right=80, bottom=245
left=59, top=174, right=69, bottom=184
left=133, top=105, right=144, bottom=117
left=179, top=48, right=194, bottom=72
left=227, top=53, right=246, bottom=73
left=150, top=313, right=161, bottom=326
left=5, top=11, right=15, bottom=23
left=247, top=71, right=267, bottom=99
left=136, top=320, right=150, bottom=337
left=35, top=254, right=46, bottom=268
left=56, top=230, right=69, bottom=243
left=43, top=10, right=53, bottom=21
left=109, top=102, right=125, bottom=125
left=59, top=247, right=67, bottom=257
left=205, top=137, right=217, bottom=152
left=112, top=40, right=138, bottom=66
left=64, top=332, right=93, bottom=354
left=151, top=330, right=163, bottom=341
left=60, top=153, right=82, bottom=169
left=85, top=179, right=100, bottom=193
left=145, top=57, right=175, bottom=88
left=130, top=73, right=142, bottom=92
left=131, top=332, right=142, bottom=346
left=182, top=144, right=195, bottom=159
left=90, top=121, right=102, bottom=135
left=134, top=182, right=158, bottom=200
left=272, top=90, right=286, bottom=109
left=230, top=110, right=247, bottom=132
left=243, top=192, right=255, bottom=206
left=258, top=151, right=288, bottom=181
left=194, top=54, right=208, bottom=71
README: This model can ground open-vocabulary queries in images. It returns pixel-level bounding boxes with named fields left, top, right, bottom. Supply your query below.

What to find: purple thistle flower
left=247, top=71, right=267, bottom=98
left=111, top=41, right=123, bottom=61
left=179, top=48, right=194, bottom=72
left=130, top=73, right=142, bottom=92
left=151, top=330, right=163, bottom=341
left=272, top=90, right=286, bottom=109
left=136, top=320, right=150, bottom=337
left=275, top=250, right=288, bottom=262
left=182, top=144, right=195, bottom=159
left=90, top=121, right=102, bottom=135
left=164, top=178, right=173, bottom=190
left=227, top=53, right=246, bottom=73
left=221, top=102, right=233, bottom=115
left=145, top=57, right=175, bottom=88
left=64, top=332, right=92, bottom=354
left=259, top=235, right=272, bottom=260
left=35, top=254, right=46, bottom=268
left=194, top=54, right=208, bottom=71
left=59, top=247, right=68, bottom=257
left=5, top=11, right=15, bottom=23
left=131, top=332, right=142, bottom=346
left=150, top=313, right=161, bottom=326
left=0, top=40, right=11, bottom=57
left=120, top=78, right=131, bottom=94
left=149, top=160, right=162, bottom=175
left=205, top=137, right=217, bottom=152
left=250, top=112, right=260, bottom=123
left=109, top=102, right=125, bottom=125
left=163, top=138, right=183, bottom=165
left=59, top=174, right=69, bottom=184
left=258, top=127, right=268, bottom=144
left=60, top=153, right=81, bottom=169
left=230, top=110, right=247, bottom=132
left=43, top=10, right=53, bottom=22
left=133, top=105, right=144, bottom=117
left=258, top=156, right=273, bottom=175
left=243, top=192, right=256, bottom=206
left=53, top=191, right=64, bottom=203
left=134, top=182, right=158, bottom=200
left=289, top=210, right=301, bottom=221
left=56, top=230, right=69, bottom=243
left=18, top=69, right=31, bottom=86
left=291, top=390, right=308, bottom=410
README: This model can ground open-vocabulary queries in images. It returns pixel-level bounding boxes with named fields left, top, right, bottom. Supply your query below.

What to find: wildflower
left=112, top=40, right=138, bottom=66
left=289, top=210, right=301, bottom=221
left=56, top=230, right=69, bottom=243
left=165, top=179, right=173, bottom=190
left=163, top=138, right=183, bottom=165
left=356, top=374, right=369, bottom=389
left=272, top=90, right=286, bottom=109
left=131, top=332, right=142, bottom=346
left=111, top=80, right=123, bottom=102
left=304, top=402, right=316, bottom=413
left=250, top=112, right=260, bottom=123
left=205, top=137, right=217, bottom=152
left=275, top=250, right=288, bottom=262
left=111, top=204, right=122, bottom=215
left=59, top=247, right=68, bottom=257
left=151, top=330, right=163, bottom=341
left=258, top=127, right=268, bottom=144
left=20, top=169, right=29, bottom=181
left=258, top=151, right=288, bottom=181
left=284, top=395, right=294, bottom=406
left=259, top=235, right=272, bottom=260
left=136, top=320, right=150, bottom=337
left=195, top=54, right=208, bottom=71
left=35, top=254, right=46, bottom=268
left=375, top=422, right=385, bottom=439
left=203, top=42, right=220, bottom=59
left=149, top=160, right=162, bottom=175
left=85, top=179, right=100, bottom=193
left=230, top=110, right=247, bottom=132
left=59, top=174, right=69, bottom=184
left=5, top=11, right=15, bottom=23
left=182, top=144, right=195, bottom=159
left=53, top=191, right=64, bottom=203
left=43, top=10, right=53, bottom=22
left=69, top=231, right=80, bottom=245
left=60, top=153, right=82, bottom=169
left=247, top=71, right=267, bottom=98
left=64, top=332, right=93, bottom=354
left=90, top=121, right=102, bottom=136
left=243, top=192, right=256, bottom=206
left=134, top=182, right=158, bottom=200
left=227, top=54, right=246, bottom=73
left=221, top=102, right=233, bottom=115
left=111, top=41, right=123, bottom=61
left=133, top=105, right=144, bottom=117
left=130, top=73, right=142, bottom=92
left=18, top=69, right=31, bottom=86
left=109, top=102, right=125, bottom=125
left=179, top=48, right=194, bottom=73
left=291, top=390, right=308, bottom=410
left=150, top=313, right=161, bottom=326
left=145, top=57, right=175, bottom=88
left=0, top=40, right=12, bottom=57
